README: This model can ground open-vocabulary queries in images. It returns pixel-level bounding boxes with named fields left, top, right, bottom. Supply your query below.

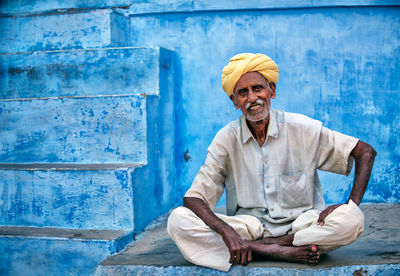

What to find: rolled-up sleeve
left=316, top=126, right=359, bottom=175
left=184, top=152, right=226, bottom=211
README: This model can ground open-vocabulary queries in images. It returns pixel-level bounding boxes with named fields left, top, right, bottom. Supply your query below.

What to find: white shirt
left=185, top=109, right=359, bottom=236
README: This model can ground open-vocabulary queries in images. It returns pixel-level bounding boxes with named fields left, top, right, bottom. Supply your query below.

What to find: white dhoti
left=167, top=200, right=364, bottom=272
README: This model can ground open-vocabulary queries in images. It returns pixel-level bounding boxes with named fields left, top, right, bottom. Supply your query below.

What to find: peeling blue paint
left=0, top=169, right=134, bottom=230
left=0, top=233, right=132, bottom=276
left=127, top=5, right=400, bottom=205
left=0, top=95, right=146, bottom=164
left=0, top=9, right=129, bottom=54
left=0, top=47, right=162, bottom=98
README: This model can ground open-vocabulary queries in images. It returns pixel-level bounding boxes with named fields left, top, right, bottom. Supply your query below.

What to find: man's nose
left=248, top=89, right=257, bottom=102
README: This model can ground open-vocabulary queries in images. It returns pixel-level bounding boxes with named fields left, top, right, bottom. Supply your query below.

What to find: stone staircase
left=0, top=21, right=179, bottom=274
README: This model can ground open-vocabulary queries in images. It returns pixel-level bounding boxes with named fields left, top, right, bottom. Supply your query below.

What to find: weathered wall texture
left=0, top=95, right=146, bottom=164
left=0, top=169, right=134, bottom=229
left=0, top=48, right=160, bottom=98
left=126, top=4, right=400, bottom=204
left=0, top=2, right=399, bottom=228
left=0, top=45, right=177, bottom=232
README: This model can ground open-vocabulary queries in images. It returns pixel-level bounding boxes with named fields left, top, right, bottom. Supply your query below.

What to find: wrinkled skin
left=230, top=72, right=276, bottom=146
left=318, top=140, right=376, bottom=225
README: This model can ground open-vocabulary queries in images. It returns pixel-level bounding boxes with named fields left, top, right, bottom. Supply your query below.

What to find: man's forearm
left=348, top=140, right=377, bottom=205
left=183, top=197, right=238, bottom=237
left=183, top=197, right=255, bottom=265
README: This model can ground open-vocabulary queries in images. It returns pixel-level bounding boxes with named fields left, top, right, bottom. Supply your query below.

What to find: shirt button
left=271, top=208, right=274, bottom=211
left=264, top=160, right=267, bottom=164
left=266, top=185, right=270, bottom=189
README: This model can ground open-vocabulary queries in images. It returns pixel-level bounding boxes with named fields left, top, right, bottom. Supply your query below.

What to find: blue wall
left=127, top=4, right=400, bottom=204
left=1, top=1, right=399, bottom=210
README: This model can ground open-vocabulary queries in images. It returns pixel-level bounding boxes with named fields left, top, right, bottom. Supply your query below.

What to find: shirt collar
left=240, top=109, right=279, bottom=144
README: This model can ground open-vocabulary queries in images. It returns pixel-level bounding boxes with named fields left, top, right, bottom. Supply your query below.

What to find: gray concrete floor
left=101, top=204, right=400, bottom=270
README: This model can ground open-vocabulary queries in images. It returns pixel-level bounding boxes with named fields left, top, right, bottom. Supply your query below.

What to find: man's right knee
left=167, top=206, right=201, bottom=239
left=167, top=207, right=186, bottom=234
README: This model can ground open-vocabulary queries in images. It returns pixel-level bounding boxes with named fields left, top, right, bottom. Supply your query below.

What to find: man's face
left=230, top=72, right=276, bottom=122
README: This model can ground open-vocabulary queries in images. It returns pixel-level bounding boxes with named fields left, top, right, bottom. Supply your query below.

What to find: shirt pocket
left=279, top=171, right=312, bottom=209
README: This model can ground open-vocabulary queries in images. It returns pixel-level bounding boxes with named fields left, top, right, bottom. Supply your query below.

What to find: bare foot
left=250, top=243, right=320, bottom=265
left=259, top=234, right=294, bottom=246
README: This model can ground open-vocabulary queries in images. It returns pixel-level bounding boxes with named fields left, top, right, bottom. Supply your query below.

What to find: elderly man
left=167, top=53, right=376, bottom=272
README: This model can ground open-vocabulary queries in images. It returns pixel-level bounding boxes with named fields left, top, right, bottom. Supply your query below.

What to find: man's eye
left=238, top=90, right=248, bottom=97
left=254, top=85, right=263, bottom=91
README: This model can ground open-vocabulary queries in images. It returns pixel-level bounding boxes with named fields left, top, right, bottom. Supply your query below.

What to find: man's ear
left=230, top=95, right=240, bottom=109
left=269, top=82, right=276, bottom=99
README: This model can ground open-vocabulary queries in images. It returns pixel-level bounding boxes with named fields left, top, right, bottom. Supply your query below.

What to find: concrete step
left=0, top=94, right=143, bottom=229
left=0, top=9, right=129, bottom=54
left=0, top=47, right=168, bottom=99
left=96, top=204, right=400, bottom=275
left=0, top=226, right=133, bottom=276
left=0, top=45, right=178, bottom=231
left=0, top=1, right=129, bottom=14
left=0, top=44, right=180, bottom=275
left=0, top=46, right=178, bottom=232
left=0, top=94, right=146, bottom=166
left=0, top=169, right=135, bottom=230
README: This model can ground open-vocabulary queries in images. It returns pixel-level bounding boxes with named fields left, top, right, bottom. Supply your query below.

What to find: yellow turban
left=221, top=53, right=279, bottom=97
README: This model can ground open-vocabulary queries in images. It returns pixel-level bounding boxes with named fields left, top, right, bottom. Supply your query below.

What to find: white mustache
left=245, top=99, right=264, bottom=110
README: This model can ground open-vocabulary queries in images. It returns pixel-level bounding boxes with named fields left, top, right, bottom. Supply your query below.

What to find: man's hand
left=318, top=141, right=376, bottom=227
left=221, top=228, right=252, bottom=265
left=317, top=204, right=342, bottom=226
left=183, top=197, right=254, bottom=266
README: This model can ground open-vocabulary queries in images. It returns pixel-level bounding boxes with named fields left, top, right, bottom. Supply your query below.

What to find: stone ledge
left=1, top=1, right=399, bottom=17
left=98, top=204, right=400, bottom=274
left=0, top=163, right=144, bottom=170
left=0, top=227, right=134, bottom=276
left=0, top=94, right=147, bottom=164
left=0, top=226, right=131, bottom=241
left=95, top=264, right=400, bottom=275
left=0, top=47, right=168, bottom=98
left=0, top=169, right=135, bottom=230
